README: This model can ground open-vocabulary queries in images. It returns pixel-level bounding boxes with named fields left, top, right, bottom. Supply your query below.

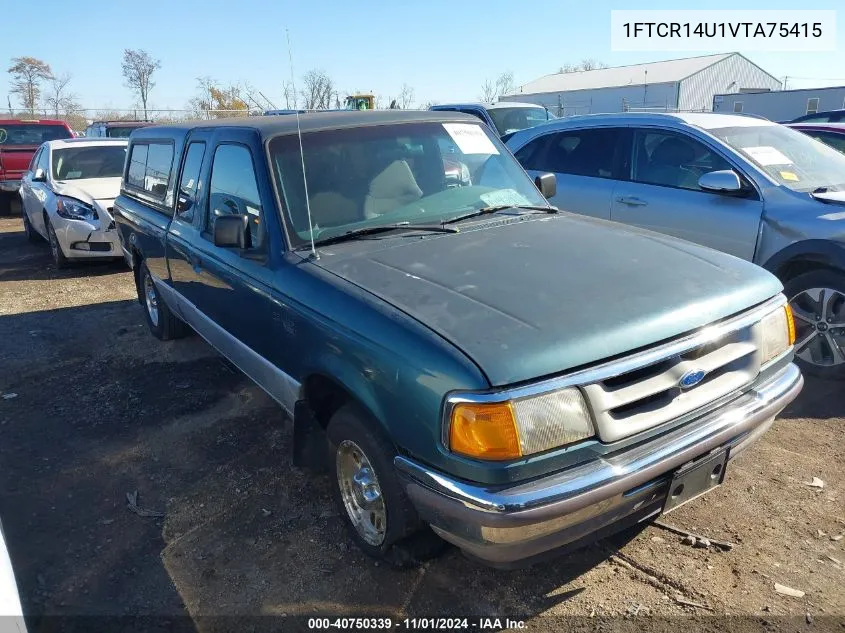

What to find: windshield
left=51, top=146, right=127, bottom=180
left=709, top=124, right=845, bottom=192
left=0, top=123, right=72, bottom=146
left=487, top=107, right=552, bottom=135
left=270, top=121, right=547, bottom=247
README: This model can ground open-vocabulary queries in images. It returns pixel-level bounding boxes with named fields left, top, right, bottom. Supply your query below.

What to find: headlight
left=56, top=196, right=96, bottom=221
left=760, top=303, right=795, bottom=366
left=447, top=387, right=595, bottom=460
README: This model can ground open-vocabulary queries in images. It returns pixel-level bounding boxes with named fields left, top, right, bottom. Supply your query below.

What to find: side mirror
left=698, top=170, right=743, bottom=194
left=33, top=168, right=47, bottom=182
left=213, top=214, right=251, bottom=249
left=535, top=173, right=557, bottom=199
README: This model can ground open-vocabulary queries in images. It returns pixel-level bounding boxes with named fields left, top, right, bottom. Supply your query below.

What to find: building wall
left=678, top=54, right=782, bottom=112
left=712, top=86, right=845, bottom=121
left=500, top=82, right=679, bottom=116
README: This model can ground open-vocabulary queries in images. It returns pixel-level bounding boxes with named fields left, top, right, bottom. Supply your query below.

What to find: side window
left=809, top=132, right=845, bottom=154
left=176, top=142, right=206, bottom=221
left=126, top=142, right=174, bottom=200
left=632, top=130, right=732, bottom=192
left=207, top=144, right=263, bottom=251
left=544, top=128, right=625, bottom=179
left=513, top=134, right=552, bottom=171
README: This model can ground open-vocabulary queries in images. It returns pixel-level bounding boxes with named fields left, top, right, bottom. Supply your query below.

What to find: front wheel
left=326, top=403, right=445, bottom=567
left=46, top=219, right=69, bottom=269
left=22, top=211, right=41, bottom=243
left=785, top=270, right=845, bottom=380
left=138, top=260, right=189, bottom=341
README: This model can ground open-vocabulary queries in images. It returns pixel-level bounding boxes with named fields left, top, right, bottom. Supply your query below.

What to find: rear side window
left=0, top=123, right=71, bottom=146
left=544, top=128, right=626, bottom=179
left=208, top=144, right=263, bottom=250
left=126, top=142, right=174, bottom=200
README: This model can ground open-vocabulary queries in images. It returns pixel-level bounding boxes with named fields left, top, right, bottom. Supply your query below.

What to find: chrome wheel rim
left=790, top=287, right=845, bottom=367
left=336, top=439, right=386, bottom=546
left=143, top=273, right=160, bottom=327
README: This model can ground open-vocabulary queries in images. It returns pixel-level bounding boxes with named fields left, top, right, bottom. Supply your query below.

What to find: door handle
left=615, top=196, right=648, bottom=207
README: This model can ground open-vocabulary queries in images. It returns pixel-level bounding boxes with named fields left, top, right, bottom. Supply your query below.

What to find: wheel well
left=132, top=249, right=143, bottom=302
left=302, top=374, right=354, bottom=429
left=776, top=258, right=843, bottom=283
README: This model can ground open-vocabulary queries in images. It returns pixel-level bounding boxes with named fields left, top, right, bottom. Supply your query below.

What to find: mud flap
left=292, top=400, right=329, bottom=471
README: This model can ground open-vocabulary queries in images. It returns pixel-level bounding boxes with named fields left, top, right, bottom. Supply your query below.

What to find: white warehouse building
left=501, top=53, right=782, bottom=117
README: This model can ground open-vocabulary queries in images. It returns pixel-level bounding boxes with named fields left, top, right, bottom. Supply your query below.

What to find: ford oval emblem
left=679, top=369, right=707, bottom=389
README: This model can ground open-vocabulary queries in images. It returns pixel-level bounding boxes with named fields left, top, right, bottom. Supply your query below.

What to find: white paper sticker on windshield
left=66, top=171, right=82, bottom=179
left=741, top=146, right=793, bottom=166
left=442, top=123, right=499, bottom=155
left=479, top=189, right=530, bottom=207
left=246, top=205, right=260, bottom=216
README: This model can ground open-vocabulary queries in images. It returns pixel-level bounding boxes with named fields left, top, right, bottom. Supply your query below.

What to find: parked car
left=19, top=138, right=128, bottom=268
left=788, top=122, right=845, bottom=154
left=788, top=109, right=845, bottom=124
left=84, top=120, right=152, bottom=139
left=115, top=111, right=800, bottom=568
left=507, top=112, right=845, bottom=379
left=430, top=102, right=555, bottom=139
left=0, top=119, right=74, bottom=215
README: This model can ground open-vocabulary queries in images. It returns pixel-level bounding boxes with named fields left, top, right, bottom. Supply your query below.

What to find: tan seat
left=364, top=160, right=423, bottom=219
left=308, top=192, right=360, bottom=228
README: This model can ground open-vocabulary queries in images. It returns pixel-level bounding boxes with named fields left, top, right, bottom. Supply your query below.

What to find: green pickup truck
left=114, top=111, right=802, bottom=567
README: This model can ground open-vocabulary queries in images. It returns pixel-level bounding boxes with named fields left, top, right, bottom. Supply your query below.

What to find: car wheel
left=326, top=403, right=446, bottom=568
left=138, top=260, right=188, bottom=341
left=22, top=212, right=41, bottom=243
left=785, top=270, right=845, bottom=380
left=0, top=194, right=11, bottom=216
left=46, top=219, right=69, bottom=269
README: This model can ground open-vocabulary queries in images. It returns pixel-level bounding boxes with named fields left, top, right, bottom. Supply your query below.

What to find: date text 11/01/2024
left=308, top=618, right=527, bottom=630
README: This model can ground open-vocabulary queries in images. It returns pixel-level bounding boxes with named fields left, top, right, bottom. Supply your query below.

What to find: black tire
left=0, top=193, right=12, bottom=216
left=784, top=269, right=845, bottom=381
left=46, top=219, right=69, bottom=269
left=22, top=211, right=41, bottom=243
left=138, top=260, right=189, bottom=341
left=326, top=403, right=446, bottom=568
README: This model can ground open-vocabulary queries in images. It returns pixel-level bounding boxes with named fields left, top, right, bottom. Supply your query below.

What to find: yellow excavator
left=344, top=94, right=376, bottom=110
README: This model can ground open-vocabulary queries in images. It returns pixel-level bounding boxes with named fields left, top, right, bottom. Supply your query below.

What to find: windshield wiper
left=442, top=205, right=557, bottom=225
left=307, top=222, right=458, bottom=248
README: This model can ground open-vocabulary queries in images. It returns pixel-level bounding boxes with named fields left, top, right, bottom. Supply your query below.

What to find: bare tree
left=420, top=100, right=439, bottom=109
left=559, top=59, right=608, bottom=73
left=479, top=78, right=496, bottom=103
left=8, top=56, right=53, bottom=115
left=44, top=73, right=79, bottom=118
left=495, top=72, right=515, bottom=98
left=121, top=49, right=161, bottom=119
left=187, top=77, right=248, bottom=119
left=397, top=83, right=415, bottom=109
left=300, top=69, right=335, bottom=110
left=282, top=81, right=297, bottom=109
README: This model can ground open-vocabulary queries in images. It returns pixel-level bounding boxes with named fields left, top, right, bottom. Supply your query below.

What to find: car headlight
left=760, top=303, right=796, bottom=366
left=56, top=196, right=96, bottom=221
left=446, top=387, right=595, bottom=460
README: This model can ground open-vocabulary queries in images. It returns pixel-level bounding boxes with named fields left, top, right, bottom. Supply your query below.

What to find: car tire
left=784, top=269, right=845, bottom=380
left=138, top=260, right=189, bottom=341
left=0, top=194, right=11, bottom=216
left=22, top=211, right=41, bottom=243
left=46, top=219, right=69, bottom=269
left=326, top=403, right=446, bottom=568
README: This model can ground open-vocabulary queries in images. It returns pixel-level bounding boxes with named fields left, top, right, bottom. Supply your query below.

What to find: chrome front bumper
left=396, top=363, right=803, bottom=566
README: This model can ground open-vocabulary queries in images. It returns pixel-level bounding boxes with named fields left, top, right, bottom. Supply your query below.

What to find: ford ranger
left=114, top=111, right=802, bottom=567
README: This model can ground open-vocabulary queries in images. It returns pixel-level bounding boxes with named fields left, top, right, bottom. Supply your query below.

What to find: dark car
left=788, top=109, right=845, bottom=124
left=0, top=119, right=73, bottom=214
left=788, top=122, right=845, bottom=154
left=85, top=120, right=153, bottom=139
left=114, top=111, right=800, bottom=567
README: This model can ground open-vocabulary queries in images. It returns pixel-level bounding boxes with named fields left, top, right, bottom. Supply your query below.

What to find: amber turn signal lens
left=784, top=304, right=796, bottom=346
left=449, top=402, right=522, bottom=460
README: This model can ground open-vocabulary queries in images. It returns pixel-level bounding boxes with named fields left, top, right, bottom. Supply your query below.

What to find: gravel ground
left=1, top=208, right=843, bottom=633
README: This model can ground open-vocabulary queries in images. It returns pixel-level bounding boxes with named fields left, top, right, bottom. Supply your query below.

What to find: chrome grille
left=582, top=321, right=762, bottom=443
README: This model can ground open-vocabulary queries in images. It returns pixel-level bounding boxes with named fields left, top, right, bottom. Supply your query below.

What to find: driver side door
left=610, top=128, right=764, bottom=261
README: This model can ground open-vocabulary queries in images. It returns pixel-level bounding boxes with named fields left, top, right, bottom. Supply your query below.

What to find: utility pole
left=782, top=76, right=789, bottom=90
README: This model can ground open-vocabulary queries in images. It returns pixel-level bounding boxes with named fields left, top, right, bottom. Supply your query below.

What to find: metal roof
left=511, top=53, right=736, bottom=95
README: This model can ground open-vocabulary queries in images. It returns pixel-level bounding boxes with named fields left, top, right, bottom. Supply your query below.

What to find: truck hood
left=52, top=177, right=121, bottom=204
left=315, top=214, right=782, bottom=387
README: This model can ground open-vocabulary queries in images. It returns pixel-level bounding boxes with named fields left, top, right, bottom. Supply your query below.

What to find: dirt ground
left=1, top=206, right=843, bottom=633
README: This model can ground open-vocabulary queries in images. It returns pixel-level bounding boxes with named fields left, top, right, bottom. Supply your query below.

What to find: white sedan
left=18, top=138, right=127, bottom=269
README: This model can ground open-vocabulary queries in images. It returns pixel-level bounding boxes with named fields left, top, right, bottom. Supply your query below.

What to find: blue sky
left=1, top=0, right=843, bottom=114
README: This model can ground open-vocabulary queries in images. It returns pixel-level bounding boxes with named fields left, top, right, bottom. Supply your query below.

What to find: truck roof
left=131, top=111, right=481, bottom=139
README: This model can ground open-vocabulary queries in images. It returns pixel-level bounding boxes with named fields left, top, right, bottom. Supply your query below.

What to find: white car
left=0, top=520, right=26, bottom=633
left=18, top=138, right=128, bottom=268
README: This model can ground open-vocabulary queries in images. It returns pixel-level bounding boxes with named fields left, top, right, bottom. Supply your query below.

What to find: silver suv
left=507, top=112, right=845, bottom=380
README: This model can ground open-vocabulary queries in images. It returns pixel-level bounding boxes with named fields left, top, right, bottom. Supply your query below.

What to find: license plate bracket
left=663, top=448, right=728, bottom=514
